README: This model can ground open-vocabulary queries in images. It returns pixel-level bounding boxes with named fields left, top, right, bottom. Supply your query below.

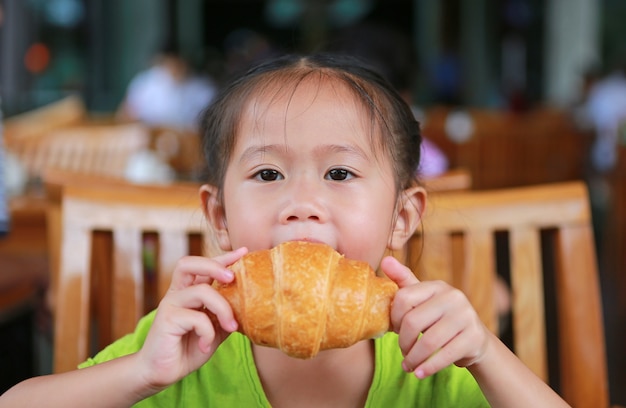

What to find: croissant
left=214, top=241, right=398, bottom=359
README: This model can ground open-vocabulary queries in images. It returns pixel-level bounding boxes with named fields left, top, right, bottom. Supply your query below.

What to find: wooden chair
left=16, top=122, right=150, bottom=182
left=401, top=181, right=609, bottom=407
left=149, top=127, right=204, bottom=180
left=3, top=95, right=86, bottom=144
left=3, top=95, right=147, bottom=198
left=422, top=167, right=472, bottom=193
left=48, top=177, right=220, bottom=373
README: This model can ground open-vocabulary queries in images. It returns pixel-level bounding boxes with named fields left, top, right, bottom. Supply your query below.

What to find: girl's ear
left=388, top=185, right=427, bottom=251
left=199, top=184, right=233, bottom=252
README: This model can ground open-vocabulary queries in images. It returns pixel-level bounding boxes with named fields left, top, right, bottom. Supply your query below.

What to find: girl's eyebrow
left=238, top=144, right=286, bottom=164
left=312, top=143, right=370, bottom=161
left=238, top=143, right=370, bottom=163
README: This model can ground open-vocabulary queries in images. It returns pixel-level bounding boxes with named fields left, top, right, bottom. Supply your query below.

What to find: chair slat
left=555, top=225, right=609, bottom=406
left=54, top=213, right=92, bottom=371
left=509, top=225, right=547, bottom=382
left=416, top=232, right=454, bottom=283
left=112, top=227, right=144, bottom=340
left=464, top=230, right=497, bottom=333
left=157, top=230, right=190, bottom=300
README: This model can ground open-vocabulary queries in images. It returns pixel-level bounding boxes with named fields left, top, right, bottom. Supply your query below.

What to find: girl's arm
left=0, top=354, right=158, bottom=407
left=381, top=256, right=570, bottom=408
left=0, top=248, right=247, bottom=407
left=466, top=330, right=570, bottom=407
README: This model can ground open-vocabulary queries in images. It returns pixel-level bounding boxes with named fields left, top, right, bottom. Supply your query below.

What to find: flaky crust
left=214, top=241, right=398, bottom=358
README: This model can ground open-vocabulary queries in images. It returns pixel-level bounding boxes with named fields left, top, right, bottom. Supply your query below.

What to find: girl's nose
left=278, top=180, right=328, bottom=224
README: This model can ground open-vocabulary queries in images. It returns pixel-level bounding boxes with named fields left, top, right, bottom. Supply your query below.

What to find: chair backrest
left=149, top=126, right=204, bottom=180
left=3, top=95, right=86, bottom=144
left=422, top=167, right=472, bottom=193
left=16, top=122, right=150, bottom=181
left=402, top=181, right=608, bottom=407
left=50, top=179, right=219, bottom=373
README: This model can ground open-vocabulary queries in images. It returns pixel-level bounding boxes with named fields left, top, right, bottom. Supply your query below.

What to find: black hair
left=199, top=53, right=422, bottom=195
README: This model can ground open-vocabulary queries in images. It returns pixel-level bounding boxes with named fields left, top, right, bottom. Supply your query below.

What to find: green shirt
left=80, top=311, right=489, bottom=407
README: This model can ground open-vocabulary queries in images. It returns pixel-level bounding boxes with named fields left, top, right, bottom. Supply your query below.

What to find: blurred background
left=2, top=0, right=626, bottom=113
left=0, top=0, right=625, bottom=404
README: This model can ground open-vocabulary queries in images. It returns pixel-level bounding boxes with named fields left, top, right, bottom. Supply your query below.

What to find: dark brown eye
left=326, top=168, right=352, bottom=181
left=255, top=169, right=283, bottom=181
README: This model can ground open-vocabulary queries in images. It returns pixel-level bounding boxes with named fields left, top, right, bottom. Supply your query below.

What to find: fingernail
left=223, top=269, right=234, bottom=281
left=415, top=369, right=426, bottom=379
left=228, top=320, right=238, bottom=332
left=199, top=338, right=212, bottom=354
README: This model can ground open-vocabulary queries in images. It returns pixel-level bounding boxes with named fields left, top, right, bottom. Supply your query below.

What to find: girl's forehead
left=237, top=78, right=376, bottom=146
left=247, top=75, right=363, bottom=113
left=243, top=76, right=375, bottom=128
left=231, top=75, right=388, bottom=166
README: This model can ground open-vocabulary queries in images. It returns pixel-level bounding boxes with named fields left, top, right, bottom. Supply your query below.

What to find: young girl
left=0, top=54, right=568, bottom=407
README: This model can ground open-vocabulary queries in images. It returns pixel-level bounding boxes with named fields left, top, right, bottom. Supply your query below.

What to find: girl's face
left=207, top=78, right=416, bottom=268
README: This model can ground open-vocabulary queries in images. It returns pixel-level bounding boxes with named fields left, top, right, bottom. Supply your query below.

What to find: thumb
left=380, top=256, right=420, bottom=289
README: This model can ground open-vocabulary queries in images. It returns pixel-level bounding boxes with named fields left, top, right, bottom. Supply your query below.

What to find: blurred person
left=578, top=59, right=626, bottom=258
left=584, top=59, right=626, bottom=174
left=117, top=45, right=217, bottom=131
left=569, top=65, right=601, bottom=133
left=328, top=21, right=449, bottom=178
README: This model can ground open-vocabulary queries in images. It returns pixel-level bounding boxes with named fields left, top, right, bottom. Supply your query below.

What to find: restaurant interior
left=1, top=0, right=625, bottom=406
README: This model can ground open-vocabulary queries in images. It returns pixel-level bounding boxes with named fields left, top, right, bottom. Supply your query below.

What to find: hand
left=381, top=256, right=490, bottom=379
left=136, top=247, right=248, bottom=390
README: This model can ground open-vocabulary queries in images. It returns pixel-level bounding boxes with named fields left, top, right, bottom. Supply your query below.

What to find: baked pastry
left=214, top=241, right=398, bottom=359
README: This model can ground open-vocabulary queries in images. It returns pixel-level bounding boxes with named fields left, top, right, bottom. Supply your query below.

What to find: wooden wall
left=420, top=106, right=592, bottom=190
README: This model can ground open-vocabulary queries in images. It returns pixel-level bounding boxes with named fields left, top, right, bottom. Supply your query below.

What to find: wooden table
left=0, top=193, right=50, bottom=391
left=0, top=194, right=50, bottom=319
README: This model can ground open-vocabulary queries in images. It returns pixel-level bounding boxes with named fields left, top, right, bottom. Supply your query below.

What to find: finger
left=172, top=307, right=216, bottom=341
left=159, top=307, right=221, bottom=354
left=400, top=311, right=462, bottom=373
left=414, top=302, right=489, bottom=371
left=380, top=256, right=420, bottom=288
left=389, top=280, right=448, bottom=332
left=395, top=282, right=463, bottom=350
left=412, top=332, right=468, bottom=379
left=170, top=247, right=248, bottom=289
left=193, top=247, right=249, bottom=285
left=215, top=246, right=249, bottom=267
left=164, top=284, right=238, bottom=333
left=396, top=304, right=442, bottom=356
